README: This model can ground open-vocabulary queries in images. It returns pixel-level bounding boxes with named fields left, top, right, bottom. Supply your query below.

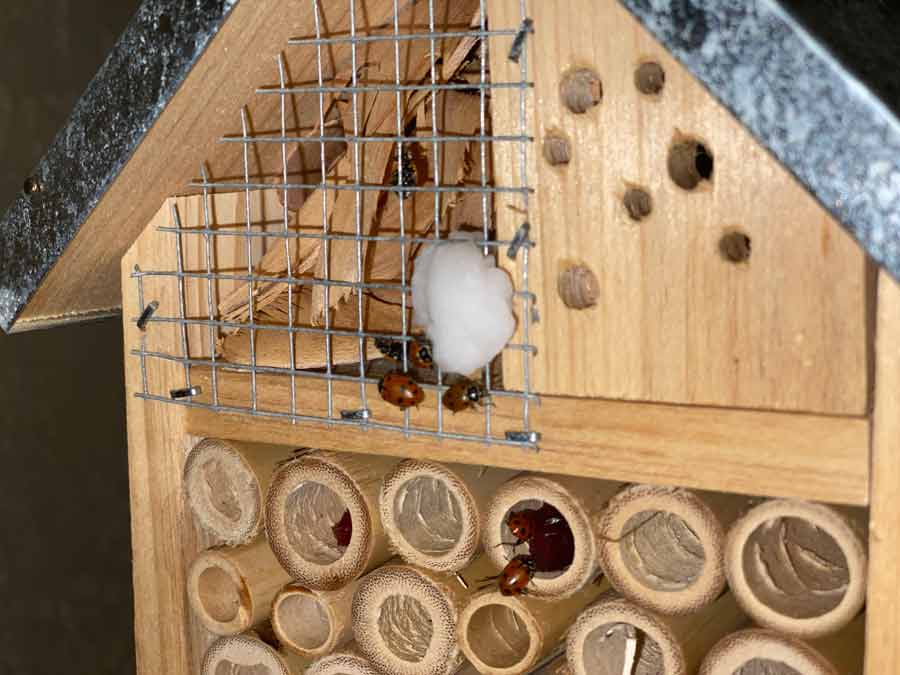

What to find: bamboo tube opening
left=393, top=476, right=464, bottom=555
left=184, top=438, right=262, bottom=545
left=566, top=596, right=685, bottom=675
left=201, top=634, right=301, bottom=675
left=381, top=461, right=517, bottom=572
left=352, top=565, right=462, bottom=675
left=484, top=474, right=609, bottom=597
left=581, top=623, right=663, bottom=675
left=198, top=566, right=244, bottom=624
left=698, top=629, right=839, bottom=675
left=267, top=452, right=397, bottom=589
left=725, top=500, right=866, bottom=637
left=464, top=603, right=532, bottom=670
left=277, top=594, right=330, bottom=651
left=284, top=481, right=349, bottom=565
left=596, top=486, right=737, bottom=615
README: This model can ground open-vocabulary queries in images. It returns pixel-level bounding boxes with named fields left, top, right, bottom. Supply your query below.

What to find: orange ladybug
left=378, top=371, right=425, bottom=409
left=441, top=377, right=488, bottom=413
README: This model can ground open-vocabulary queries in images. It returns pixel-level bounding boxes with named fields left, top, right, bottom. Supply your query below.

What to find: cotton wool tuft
left=411, top=236, right=516, bottom=375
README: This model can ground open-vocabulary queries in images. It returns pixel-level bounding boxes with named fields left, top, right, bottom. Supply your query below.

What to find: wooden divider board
left=488, top=0, right=870, bottom=416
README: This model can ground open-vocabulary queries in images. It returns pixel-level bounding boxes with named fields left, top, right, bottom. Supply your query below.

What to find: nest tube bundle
left=187, top=535, right=292, bottom=635
left=595, top=484, right=748, bottom=615
left=724, top=498, right=867, bottom=638
left=565, top=590, right=748, bottom=675
left=482, top=473, right=621, bottom=598
left=272, top=580, right=359, bottom=659
left=380, top=460, right=517, bottom=572
left=265, top=450, right=400, bottom=590
left=201, top=633, right=311, bottom=675
left=183, top=438, right=296, bottom=546
left=699, top=613, right=866, bottom=675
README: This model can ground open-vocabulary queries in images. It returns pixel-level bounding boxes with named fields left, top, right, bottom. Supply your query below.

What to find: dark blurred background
left=0, top=2, right=141, bottom=673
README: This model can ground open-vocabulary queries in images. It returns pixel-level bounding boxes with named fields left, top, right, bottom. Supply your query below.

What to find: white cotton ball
left=411, top=237, right=515, bottom=375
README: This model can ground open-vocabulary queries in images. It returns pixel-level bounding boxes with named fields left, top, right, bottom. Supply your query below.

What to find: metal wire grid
left=131, top=0, right=538, bottom=449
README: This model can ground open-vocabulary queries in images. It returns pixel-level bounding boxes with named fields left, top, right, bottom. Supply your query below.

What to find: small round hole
left=635, top=62, right=666, bottom=95
left=560, top=68, right=602, bottom=114
left=23, top=176, right=41, bottom=195
left=500, top=500, right=575, bottom=579
left=542, top=133, right=571, bottom=166
left=158, top=13, right=173, bottom=34
left=667, top=140, right=714, bottom=190
left=619, top=510, right=705, bottom=592
left=467, top=604, right=531, bottom=669
left=284, top=481, right=350, bottom=564
left=393, top=475, right=463, bottom=555
left=719, top=231, right=752, bottom=264
left=278, top=594, right=330, bottom=650
left=623, top=188, right=653, bottom=221
left=378, top=595, right=433, bottom=663
left=198, top=567, right=241, bottom=623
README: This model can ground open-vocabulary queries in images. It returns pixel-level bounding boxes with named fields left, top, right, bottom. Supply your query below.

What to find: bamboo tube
left=272, top=580, right=359, bottom=658
left=187, top=536, right=292, bottom=635
left=699, top=613, right=866, bottom=675
left=183, top=437, right=295, bottom=546
left=565, top=590, right=747, bottom=675
left=483, top=473, right=621, bottom=597
left=266, top=450, right=400, bottom=590
left=306, top=644, right=384, bottom=675
left=351, top=559, right=488, bottom=675
left=594, top=485, right=748, bottom=615
left=724, top=498, right=867, bottom=638
left=458, top=577, right=607, bottom=674
left=380, top=461, right=517, bottom=572
left=201, top=633, right=311, bottom=675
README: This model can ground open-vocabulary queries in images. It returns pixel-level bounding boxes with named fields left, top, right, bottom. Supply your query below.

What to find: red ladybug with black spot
left=378, top=371, right=425, bottom=409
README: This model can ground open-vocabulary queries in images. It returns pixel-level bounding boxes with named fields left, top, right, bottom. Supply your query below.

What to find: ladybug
left=374, top=337, right=433, bottom=369
left=503, top=503, right=574, bottom=573
left=332, top=509, right=352, bottom=548
left=442, top=377, right=488, bottom=413
left=478, top=554, right=537, bottom=596
left=378, top=371, right=425, bottom=409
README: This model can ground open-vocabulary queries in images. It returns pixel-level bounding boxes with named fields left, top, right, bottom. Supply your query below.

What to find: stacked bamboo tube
left=181, top=441, right=868, bottom=675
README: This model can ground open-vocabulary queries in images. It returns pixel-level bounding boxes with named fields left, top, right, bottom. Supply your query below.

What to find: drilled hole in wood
left=742, top=516, right=849, bottom=620
left=667, top=140, right=713, bottom=190
left=735, top=659, right=802, bottom=675
left=377, top=595, right=433, bottom=663
left=558, top=264, right=599, bottom=310
left=634, top=62, right=665, bottom=95
left=719, top=231, right=752, bottom=264
left=560, top=68, right=602, bottom=114
left=393, top=475, right=464, bottom=555
left=285, top=482, right=349, bottom=565
left=583, top=623, right=663, bottom=675
left=198, top=566, right=241, bottom=623
left=620, top=511, right=706, bottom=592
left=542, top=132, right=571, bottom=166
left=277, top=594, right=330, bottom=650
left=466, top=604, right=531, bottom=669
left=623, top=188, right=653, bottom=221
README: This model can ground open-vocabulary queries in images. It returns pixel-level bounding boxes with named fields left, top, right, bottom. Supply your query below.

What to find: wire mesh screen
left=131, top=0, right=537, bottom=449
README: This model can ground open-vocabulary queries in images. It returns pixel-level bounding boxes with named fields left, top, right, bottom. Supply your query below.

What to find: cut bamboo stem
left=699, top=613, right=865, bottom=675
left=483, top=473, right=621, bottom=597
left=183, top=438, right=295, bottom=546
left=201, top=633, right=310, bottom=675
left=352, top=556, right=500, bottom=675
left=265, top=450, right=400, bottom=590
left=306, top=644, right=385, bottom=675
left=595, top=485, right=749, bottom=614
left=724, top=498, right=867, bottom=638
left=458, top=576, right=608, bottom=674
left=187, top=536, right=292, bottom=635
left=566, top=591, right=748, bottom=675
left=272, top=580, right=360, bottom=658
left=380, top=461, right=517, bottom=572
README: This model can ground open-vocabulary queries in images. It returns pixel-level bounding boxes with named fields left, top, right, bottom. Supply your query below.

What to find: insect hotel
left=2, top=1, right=898, bottom=673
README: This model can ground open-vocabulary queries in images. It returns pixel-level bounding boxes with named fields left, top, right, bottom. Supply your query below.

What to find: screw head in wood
left=557, top=264, right=599, bottom=309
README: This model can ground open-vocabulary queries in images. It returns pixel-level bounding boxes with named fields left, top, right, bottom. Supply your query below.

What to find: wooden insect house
left=3, top=1, right=900, bottom=674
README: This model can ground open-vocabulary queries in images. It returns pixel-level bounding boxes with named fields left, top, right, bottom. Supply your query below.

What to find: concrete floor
left=0, top=2, right=142, bottom=673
